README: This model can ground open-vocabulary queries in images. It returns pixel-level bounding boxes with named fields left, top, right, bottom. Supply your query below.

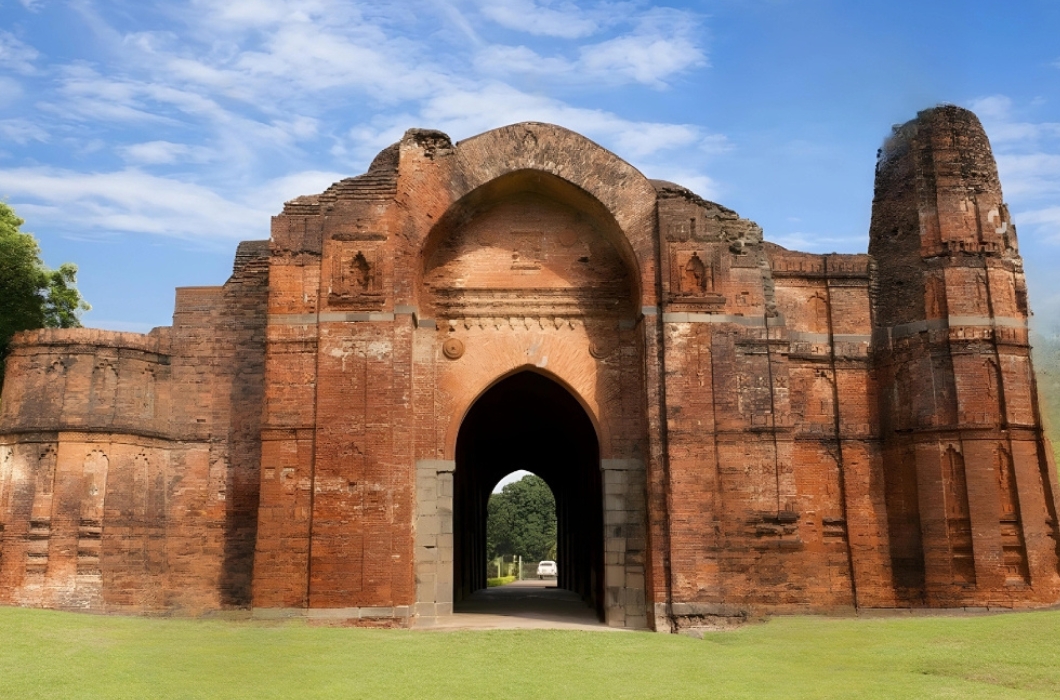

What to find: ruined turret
left=870, top=106, right=1060, bottom=606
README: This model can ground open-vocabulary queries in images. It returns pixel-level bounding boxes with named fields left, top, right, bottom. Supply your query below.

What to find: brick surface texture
left=1, top=107, right=1057, bottom=630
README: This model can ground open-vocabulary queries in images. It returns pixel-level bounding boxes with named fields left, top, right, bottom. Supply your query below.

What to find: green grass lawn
left=2, top=608, right=1060, bottom=699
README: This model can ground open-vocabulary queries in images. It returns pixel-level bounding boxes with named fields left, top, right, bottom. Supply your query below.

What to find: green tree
left=486, top=474, right=557, bottom=562
left=1032, top=331, right=1060, bottom=464
left=0, top=202, right=89, bottom=387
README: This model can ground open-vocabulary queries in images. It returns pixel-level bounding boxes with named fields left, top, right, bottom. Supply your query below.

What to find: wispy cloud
left=0, top=30, right=40, bottom=74
left=0, top=118, right=49, bottom=144
left=0, top=167, right=344, bottom=242
left=648, top=168, right=721, bottom=202
left=117, top=140, right=214, bottom=165
left=0, top=0, right=722, bottom=248
left=0, top=77, right=25, bottom=110
left=412, top=82, right=704, bottom=158
left=970, top=95, right=1060, bottom=143
left=578, top=8, right=706, bottom=87
left=477, top=0, right=606, bottom=39
left=995, top=153, right=1060, bottom=199
left=1017, top=207, right=1060, bottom=244
left=474, top=7, right=705, bottom=88
left=969, top=95, right=1060, bottom=249
left=769, top=231, right=867, bottom=253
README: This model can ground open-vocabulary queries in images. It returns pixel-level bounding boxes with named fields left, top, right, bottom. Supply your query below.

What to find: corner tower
left=870, top=106, right=1060, bottom=605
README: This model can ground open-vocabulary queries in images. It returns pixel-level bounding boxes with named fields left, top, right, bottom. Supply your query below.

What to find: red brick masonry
left=1, top=106, right=1057, bottom=630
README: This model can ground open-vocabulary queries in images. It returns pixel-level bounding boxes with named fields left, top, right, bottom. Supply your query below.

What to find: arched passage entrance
left=453, top=371, right=604, bottom=618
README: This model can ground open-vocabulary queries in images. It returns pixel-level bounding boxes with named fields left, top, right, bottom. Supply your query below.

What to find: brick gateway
left=1, top=106, right=1058, bottom=631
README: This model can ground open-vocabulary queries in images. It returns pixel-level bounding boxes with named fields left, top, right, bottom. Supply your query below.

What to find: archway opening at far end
left=454, top=370, right=603, bottom=620
left=486, top=472, right=557, bottom=583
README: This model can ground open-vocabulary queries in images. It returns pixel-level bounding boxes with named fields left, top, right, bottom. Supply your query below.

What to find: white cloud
left=108, top=5, right=455, bottom=113
left=996, top=153, right=1060, bottom=198
left=428, top=0, right=483, bottom=46
left=230, top=27, right=434, bottom=100
left=1015, top=207, right=1060, bottom=244
left=648, top=168, right=721, bottom=202
left=188, top=0, right=349, bottom=29
left=0, top=118, right=49, bottom=144
left=118, top=141, right=213, bottom=165
left=768, top=231, right=866, bottom=254
left=406, top=82, right=702, bottom=160
left=968, top=95, right=1060, bottom=260
left=252, top=169, right=346, bottom=206
left=700, top=133, right=734, bottom=155
left=1, top=0, right=725, bottom=247
left=579, top=13, right=706, bottom=88
left=0, top=76, right=25, bottom=108
left=0, top=30, right=40, bottom=74
left=0, top=167, right=349, bottom=242
left=473, top=7, right=705, bottom=88
left=0, top=167, right=262, bottom=241
left=478, top=0, right=603, bottom=39
left=474, top=44, right=573, bottom=76
left=970, top=94, right=1060, bottom=143
left=969, top=94, right=1012, bottom=121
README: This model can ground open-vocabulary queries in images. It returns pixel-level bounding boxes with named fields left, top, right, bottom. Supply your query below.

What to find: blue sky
left=2, top=0, right=1059, bottom=337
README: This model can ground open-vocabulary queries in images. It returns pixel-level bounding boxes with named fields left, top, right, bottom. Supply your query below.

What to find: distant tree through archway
left=453, top=371, right=604, bottom=618
left=487, top=473, right=557, bottom=570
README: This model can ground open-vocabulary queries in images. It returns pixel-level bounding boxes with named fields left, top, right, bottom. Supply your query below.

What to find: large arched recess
left=400, top=122, right=661, bottom=313
left=453, top=370, right=604, bottom=618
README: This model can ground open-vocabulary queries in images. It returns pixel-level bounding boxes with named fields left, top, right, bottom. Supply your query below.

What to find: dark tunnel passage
left=453, top=370, right=604, bottom=619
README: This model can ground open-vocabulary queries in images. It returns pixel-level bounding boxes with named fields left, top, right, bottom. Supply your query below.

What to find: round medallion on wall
left=442, top=338, right=465, bottom=360
left=589, top=340, right=614, bottom=360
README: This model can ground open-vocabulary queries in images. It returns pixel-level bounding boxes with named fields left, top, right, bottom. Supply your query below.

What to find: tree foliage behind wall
left=1032, top=332, right=1060, bottom=465
left=486, top=474, right=557, bottom=563
left=0, top=202, right=90, bottom=387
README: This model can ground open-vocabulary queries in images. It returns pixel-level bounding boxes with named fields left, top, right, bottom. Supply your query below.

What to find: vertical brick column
left=251, top=210, right=323, bottom=610
left=870, top=106, right=1060, bottom=607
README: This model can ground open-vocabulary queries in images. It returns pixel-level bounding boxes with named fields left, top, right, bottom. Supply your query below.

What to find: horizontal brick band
left=662, top=312, right=784, bottom=326
left=788, top=331, right=872, bottom=344
left=884, top=315, right=1026, bottom=340
left=270, top=312, right=396, bottom=324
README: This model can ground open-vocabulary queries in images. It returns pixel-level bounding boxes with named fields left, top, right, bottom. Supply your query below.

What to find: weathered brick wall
left=3, top=108, right=1058, bottom=627
left=251, top=144, right=414, bottom=614
left=870, top=106, right=1060, bottom=607
left=252, top=125, right=658, bottom=628
left=655, top=186, right=892, bottom=627
left=0, top=243, right=269, bottom=613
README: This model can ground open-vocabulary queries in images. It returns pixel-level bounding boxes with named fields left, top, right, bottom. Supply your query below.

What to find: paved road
left=418, top=579, right=624, bottom=631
